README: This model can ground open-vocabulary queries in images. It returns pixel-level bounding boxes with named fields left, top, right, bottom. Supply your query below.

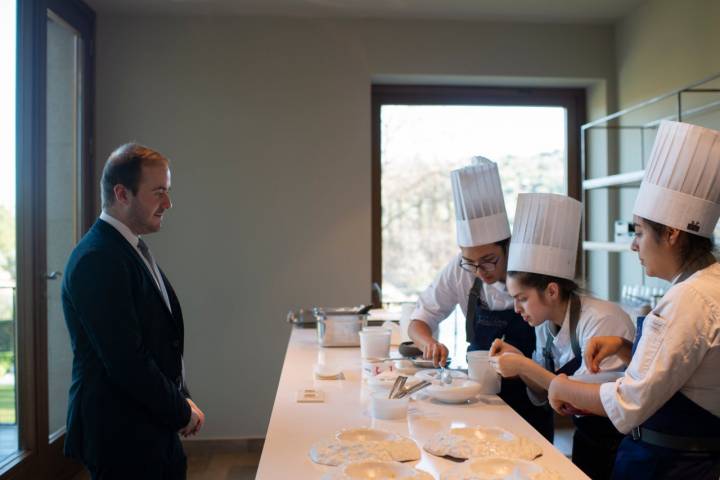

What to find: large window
left=371, top=86, right=585, bottom=361
left=380, top=105, right=567, bottom=302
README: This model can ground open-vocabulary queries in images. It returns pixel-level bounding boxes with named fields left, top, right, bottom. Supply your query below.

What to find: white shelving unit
left=582, top=170, right=644, bottom=190
left=581, top=72, right=720, bottom=300
left=582, top=241, right=631, bottom=252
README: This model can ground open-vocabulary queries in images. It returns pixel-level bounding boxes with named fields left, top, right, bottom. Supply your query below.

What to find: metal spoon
left=439, top=366, right=453, bottom=385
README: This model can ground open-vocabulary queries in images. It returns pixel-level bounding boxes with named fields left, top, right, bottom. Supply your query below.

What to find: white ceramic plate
left=415, top=369, right=468, bottom=384
left=424, top=379, right=482, bottom=403
left=310, top=428, right=421, bottom=466
left=424, top=426, right=543, bottom=461
left=569, top=371, right=624, bottom=384
left=323, top=460, right=434, bottom=480
left=442, top=456, right=561, bottom=480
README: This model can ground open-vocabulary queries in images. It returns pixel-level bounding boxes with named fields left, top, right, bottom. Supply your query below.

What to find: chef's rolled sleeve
left=599, top=283, right=714, bottom=434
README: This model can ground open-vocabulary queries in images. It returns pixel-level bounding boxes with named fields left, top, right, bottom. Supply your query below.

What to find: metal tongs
left=388, top=376, right=407, bottom=399
left=388, top=376, right=431, bottom=399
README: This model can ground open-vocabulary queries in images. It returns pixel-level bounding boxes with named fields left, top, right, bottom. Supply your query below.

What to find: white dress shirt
left=412, top=253, right=515, bottom=332
left=99, top=212, right=172, bottom=312
left=600, top=262, right=720, bottom=434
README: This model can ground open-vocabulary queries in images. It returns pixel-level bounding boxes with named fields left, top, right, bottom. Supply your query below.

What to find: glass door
left=3, top=0, right=94, bottom=477
left=45, top=9, right=83, bottom=441
left=42, top=1, right=95, bottom=477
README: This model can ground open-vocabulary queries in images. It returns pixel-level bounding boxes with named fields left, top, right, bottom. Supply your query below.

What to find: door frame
left=6, top=0, right=94, bottom=478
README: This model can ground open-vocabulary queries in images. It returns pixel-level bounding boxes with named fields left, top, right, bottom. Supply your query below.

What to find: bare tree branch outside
left=381, top=105, right=566, bottom=303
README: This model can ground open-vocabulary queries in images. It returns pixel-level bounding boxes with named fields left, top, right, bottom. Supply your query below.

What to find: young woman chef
left=407, top=157, right=551, bottom=440
left=547, top=120, right=720, bottom=480
left=489, top=192, right=635, bottom=479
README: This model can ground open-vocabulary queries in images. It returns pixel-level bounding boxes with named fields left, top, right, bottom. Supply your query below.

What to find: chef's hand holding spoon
left=489, top=335, right=518, bottom=357
left=422, top=340, right=449, bottom=367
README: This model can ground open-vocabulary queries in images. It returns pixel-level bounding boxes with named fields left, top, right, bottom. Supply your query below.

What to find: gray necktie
left=137, top=238, right=172, bottom=312
left=136, top=237, right=154, bottom=267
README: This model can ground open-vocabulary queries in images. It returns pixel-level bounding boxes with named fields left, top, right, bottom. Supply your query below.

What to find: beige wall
left=607, top=0, right=720, bottom=295
left=95, top=15, right=614, bottom=438
left=616, top=0, right=720, bottom=107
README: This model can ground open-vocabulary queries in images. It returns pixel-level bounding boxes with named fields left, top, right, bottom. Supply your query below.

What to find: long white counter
left=257, top=328, right=589, bottom=479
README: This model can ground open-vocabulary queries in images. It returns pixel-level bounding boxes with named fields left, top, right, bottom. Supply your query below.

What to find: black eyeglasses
left=459, top=256, right=500, bottom=274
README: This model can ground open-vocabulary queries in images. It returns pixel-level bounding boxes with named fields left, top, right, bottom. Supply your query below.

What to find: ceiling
left=84, top=0, right=646, bottom=24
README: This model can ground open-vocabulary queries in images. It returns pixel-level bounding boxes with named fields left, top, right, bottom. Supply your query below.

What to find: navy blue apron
left=465, top=278, right=554, bottom=441
left=543, top=295, right=623, bottom=480
left=611, top=315, right=720, bottom=480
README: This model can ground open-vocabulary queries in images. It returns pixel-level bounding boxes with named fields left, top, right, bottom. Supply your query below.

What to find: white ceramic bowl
left=362, top=358, right=394, bottom=378
left=415, top=369, right=468, bottom=383
left=366, top=370, right=401, bottom=392
left=314, top=363, right=343, bottom=379
left=367, top=373, right=421, bottom=393
left=424, top=379, right=482, bottom=403
left=369, top=391, right=410, bottom=419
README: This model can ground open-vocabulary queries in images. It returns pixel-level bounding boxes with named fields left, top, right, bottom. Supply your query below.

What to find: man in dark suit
left=62, top=143, right=205, bottom=479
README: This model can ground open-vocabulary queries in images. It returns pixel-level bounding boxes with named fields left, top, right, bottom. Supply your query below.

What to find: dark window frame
left=371, top=85, right=586, bottom=301
left=8, top=0, right=94, bottom=478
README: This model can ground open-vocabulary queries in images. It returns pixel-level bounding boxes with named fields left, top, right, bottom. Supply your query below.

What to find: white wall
left=608, top=0, right=720, bottom=295
left=95, top=15, right=615, bottom=438
left=616, top=0, right=720, bottom=108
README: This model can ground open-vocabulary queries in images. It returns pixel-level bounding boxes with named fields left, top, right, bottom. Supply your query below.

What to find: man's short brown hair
left=100, top=143, right=168, bottom=209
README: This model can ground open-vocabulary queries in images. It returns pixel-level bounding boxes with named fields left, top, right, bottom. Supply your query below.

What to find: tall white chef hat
left=451, top=156, right=511, bottom=247
left=634, top=121, right=720, bottom=238
left=507, top=193, right=582, bottom=280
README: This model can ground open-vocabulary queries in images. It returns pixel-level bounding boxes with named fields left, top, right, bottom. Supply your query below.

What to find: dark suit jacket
left=62, top=219, right=191, bottom=468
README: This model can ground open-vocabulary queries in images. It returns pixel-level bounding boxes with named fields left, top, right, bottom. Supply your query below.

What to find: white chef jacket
left=600, top=262, right=720, bottom=434
left=412, top=253, right=515, bottom=332
left=527, top=295, right=635, bottom=406
left=533, top=295, right=635, bottom=375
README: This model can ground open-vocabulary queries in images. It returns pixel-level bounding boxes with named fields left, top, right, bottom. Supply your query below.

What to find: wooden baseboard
left=181, top=438, right=265, bottom=455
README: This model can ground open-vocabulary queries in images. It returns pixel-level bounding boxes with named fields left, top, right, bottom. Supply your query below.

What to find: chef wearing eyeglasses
left=407, top=157, right=553, bottom=440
